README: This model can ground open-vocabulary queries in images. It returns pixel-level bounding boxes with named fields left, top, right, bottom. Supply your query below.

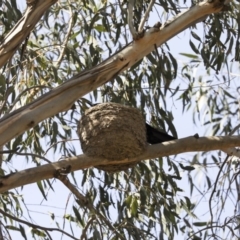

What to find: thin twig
left=80, top=216, right=96, bottom=240
left=0, top=221, right=12, bottom=240
left=55, top=2, right=74, bottom=67
left=127, top=0, right=138, bottom=39
left=61, top=192, right=72, bottom=240
left=0, top=209, right=78, bottom=240
left=0, top=221, right=4, bottom=240
left=186, top=219, right=233, bottom=240
left=56, top=174, right=125, bottom=240
left=12, top=151, right=52, bottom=164
left=208, top=155, right=229, bottom=235
left=138, top=0, right=155, bottom=32
left=0, top=148, right=19, bottom=154
left=9, top=85, right=52, bottom=112
left=230, top=123, right=240, bottom=136
left=0, top=85, right=15, bottom=115
left=0, top=146, right=3, bottom=168
left=45, top=231, right=53, bottom=240
left=44, top=138, right=79, bottom=156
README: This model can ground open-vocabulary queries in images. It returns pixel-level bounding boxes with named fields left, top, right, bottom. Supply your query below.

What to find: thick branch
left=0, top=135, right=240, bottom=193
left=0, top=0, right=57, bottom=68
left=0, top=0, right=226, bottom=145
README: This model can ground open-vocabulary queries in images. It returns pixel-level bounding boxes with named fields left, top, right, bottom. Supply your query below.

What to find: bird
left=146, top=123, right=176, bottom=144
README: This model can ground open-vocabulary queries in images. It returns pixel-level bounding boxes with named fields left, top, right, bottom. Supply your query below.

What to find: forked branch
left=0, top=0, right=227, bottom=146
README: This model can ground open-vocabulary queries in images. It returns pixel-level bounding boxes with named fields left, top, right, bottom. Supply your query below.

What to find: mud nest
left=78, top=103, right=147, bottom=172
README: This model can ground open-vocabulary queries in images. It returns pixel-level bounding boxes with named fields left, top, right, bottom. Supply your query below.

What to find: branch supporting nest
left=1, top=134, right=240, bottom=192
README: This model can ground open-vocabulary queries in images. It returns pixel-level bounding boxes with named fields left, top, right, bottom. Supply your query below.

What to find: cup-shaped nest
left=78, top=103, right=147, bottom=172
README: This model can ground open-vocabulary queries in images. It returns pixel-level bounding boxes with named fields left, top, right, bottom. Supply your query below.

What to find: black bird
left=146, top=123, right=176, bottom=144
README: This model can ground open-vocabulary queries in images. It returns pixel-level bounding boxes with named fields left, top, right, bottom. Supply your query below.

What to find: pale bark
left=0, top=0, right=226, bottom=145
left=0, top=0, right=57, bottom=68
left=0, top=135, right=239, bottom=193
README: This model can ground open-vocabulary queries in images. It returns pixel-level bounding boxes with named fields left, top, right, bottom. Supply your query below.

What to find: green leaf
left=193, top=222, right=207, bottom=227
left=168, top=52, right=178, bottom=78
left=189, top=39, right=200, bottom=54
left=94, top=24, right=107, bottom=32
left=73, top=206, right=83, bottom=225
left=19, top=224, right=27, bottom=240
left=223, top=89, right=235, bottom=99
left=179, top=163, right=195, bottom=171
left=64, top=214, right=77, bottom=223
left=31, top=228, right=46, bottom=237
left=179, top=53, right=199, bottom=59
left=191, top=236, right=202, bottom=240
left=37, top=181, right=47, bottom=200
left=191, top=31, right=202, bottom=42
left=130, top=197, right=138, bottom=217
left=6, top=226, right=20, bottom=231
left=125, top=195, right=132, bottom=207
left=139, top=187, right=147, bottom=205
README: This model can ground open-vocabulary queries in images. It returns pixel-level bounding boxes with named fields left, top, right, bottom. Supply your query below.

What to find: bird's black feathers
left=146, top=123, right=176, bottom=144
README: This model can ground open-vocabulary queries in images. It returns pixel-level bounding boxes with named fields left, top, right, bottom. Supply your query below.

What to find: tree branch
left=80, top=216, right=95, bottom=240
left=55, top=2, right=74, bottom=67
left=1, top=134, right=240, bottom=193
left=138, top=0, right=155, bottom=32
left=0, top=0, right=57, bottom=68
left=127, top=0, right=138, bottom=39
left=56, top=174, right=125, bottom=240
left=0, top=208, right=78, bottom=240
left=208, top=155, right=229, bottom=234
left=0, top=0, right=227, bottom=146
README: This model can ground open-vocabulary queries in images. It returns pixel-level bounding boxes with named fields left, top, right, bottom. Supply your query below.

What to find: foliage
left=0, top=0, right=240, bottom=239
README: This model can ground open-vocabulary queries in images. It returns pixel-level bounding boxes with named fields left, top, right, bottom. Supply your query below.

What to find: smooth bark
left=0, top=0, right=225, bottom=145
left=0, top=135, right=239, bottom=193
left=0, top=0, right=57, bottom=68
